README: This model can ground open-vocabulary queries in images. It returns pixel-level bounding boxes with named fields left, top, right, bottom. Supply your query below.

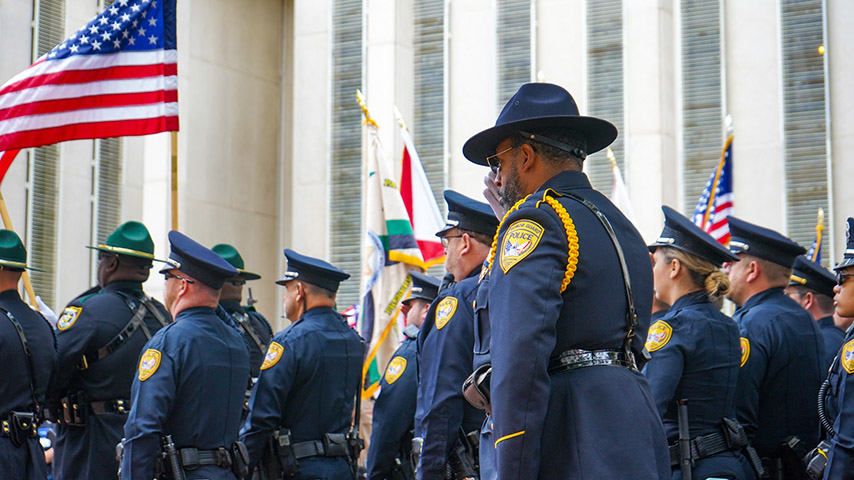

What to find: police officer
left=212, top=244, right=274, bottom=378
left=48, top=221, right=171, bottom=480
left=645, top=206, right=755, bottom=480
left=0, top=230, right=57, bottom=480
left=822, top=217, right=854, bottom=479
left=121, top=230, right=250, bottom=480
left=240, top=249, right=364, bottom=479
left=462, top=82, right=670, bottom=479
left=785, top=255, right=843, bottom=368
left=415, top=191, right=495, bottom=480
left=368, top=271, right=440, bottom=480
left=724, top=216, right=825, bottom=475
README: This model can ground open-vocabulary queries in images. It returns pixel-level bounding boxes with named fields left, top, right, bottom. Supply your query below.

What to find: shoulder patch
left=57, top=306, right=82, bottom=331
left=842, top=339, right=854, bottom=374
left=384, top=356, right=407, bottom=385
left=435, top=297, right=458, bottom=330
left=499, top=220, right=544, bottom=274
left=740, top=337, right=750, bottom=367
left=138, top=349, right=162, bottom=381
left=645, top=320, right=672, bottom=352
left=261, top=342, right=284, bottom=370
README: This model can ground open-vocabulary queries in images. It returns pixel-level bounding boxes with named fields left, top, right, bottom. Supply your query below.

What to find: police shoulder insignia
left=138, top=349, right=162, bottom=381
left=384, top=356, right=407, bottom=385
left=740, top=337, right=750, bottom=367
left=499, top=219, right=544, bottom=273
left=435, top=297, right=458, bottom=330
left=842, top=339, right=854, bottom=374
left=645, top=320, right=672, bottom=352
left=57, top=306, right=82, bottom=331
left=261, top=342, right=284, bottom=370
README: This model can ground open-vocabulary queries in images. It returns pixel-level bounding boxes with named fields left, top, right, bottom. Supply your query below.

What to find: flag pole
left=606, top=147, right=618, bottom=170
left=0, top=188, right=38, bottom=309
left=171, top=131, right=178, bottom=230
left=812, top=208, right=824, bottom=262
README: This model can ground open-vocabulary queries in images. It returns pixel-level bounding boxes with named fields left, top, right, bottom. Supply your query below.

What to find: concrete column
left=536, top=0, right=586, bottom=108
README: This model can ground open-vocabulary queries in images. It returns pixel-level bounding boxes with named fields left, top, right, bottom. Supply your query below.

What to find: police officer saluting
left=724, top=216, right=825, bottom=476
left=785, top=255, right=843, bottom=369
left=240, top=249, right=364, bottom=480
left=415, top=190, right=495, bottom=480
left=121, top=231, right=250, bottom=480
left=462, top=82, right=670, bottom=479
left=212, top=244, right=274, bottom=380
left=0, top=230, right=57, bottom=480
left=48, top=221, right=170, bottom=480
left=645, top=206, right=755, bottom=480
left=367, top=271, right=440, bottom=480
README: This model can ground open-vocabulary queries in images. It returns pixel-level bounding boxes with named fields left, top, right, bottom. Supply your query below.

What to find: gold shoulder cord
left=486, top=190, right=580, bottom=293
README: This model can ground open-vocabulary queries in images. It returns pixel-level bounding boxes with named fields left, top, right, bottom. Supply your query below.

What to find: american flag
left=692, top=135, right=733, bottom=244
left=0, top=0, right=177, bottom=155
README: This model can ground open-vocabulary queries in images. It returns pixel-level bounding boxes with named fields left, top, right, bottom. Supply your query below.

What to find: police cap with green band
left=276, top=249, right=350, bottom=293
left=0, top=229, right=41, bottom=271
left=726, top=215, right=805, bottom=268
left=789, top=256, right=836, bottom=297
left=87, top=221, right=162, bottom=262
left=402, top=270, right=441, bottom=306
left=159, top=230, right=239, bottom=289
left=834, top=217, right=854, bottom=272
left=436, top=190, right=500, bottom=238
left=648, top=205, right=739, bottom=267
left=212, top=243, right=261, bottom=280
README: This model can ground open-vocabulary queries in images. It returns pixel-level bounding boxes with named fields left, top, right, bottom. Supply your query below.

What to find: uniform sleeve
left=825, top=341, right=854, bottom=479
left=642, top=320, right=687, bottom=417
left=366, top=348, right=418, bottom=480
left=735, top=314, right=770, bottom=442
left=416, top=294, right=475, bottom=479
left=49, top=303, right=97, bottom=402
left=239, top=336, right=298, bottom=467
left=122, top=336, right=178, bottom=479
left=489, top=206, right=566, bottom=480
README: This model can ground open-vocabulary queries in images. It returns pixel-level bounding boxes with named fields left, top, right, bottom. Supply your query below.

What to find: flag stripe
left=0, top=116, right=178, bottom=151
left=0, top=101, right=177, bottom=137
left=0, top=89, right=177, bottom=122
left=0, top=75, right=176, bottom=111
left=0, top=150, right=21, bottom=185
left=0, top=63, right=177, bottom=97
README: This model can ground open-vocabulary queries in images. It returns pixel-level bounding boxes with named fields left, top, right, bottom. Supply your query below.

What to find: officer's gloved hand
left=483, top=172, right=504, bottom=220
left=35, top=296, right=58, bottom=328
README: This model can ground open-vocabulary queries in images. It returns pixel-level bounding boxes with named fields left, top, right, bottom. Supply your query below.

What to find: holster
left=411, top=437, right=423, bottom=472
left=261, top=428, right=299, bottom=479
left=116, top=438, right=124, bottom=479
left=446, top=429, right=479, bottom=480
left=780, top=436, right=812, bottom=480
left=323, top=433, right=349, bottom=458
left=1, top=412, right=38, bottom=448
left=803, top=440, right=831, bottom=480
left=232, top=440, right=250, bottom=479
left=462, top=364, right=492, bottom=415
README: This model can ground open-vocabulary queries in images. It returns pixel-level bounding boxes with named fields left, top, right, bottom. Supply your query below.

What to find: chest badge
left=384, top=356, right=407, bottom=385
left=138, top=349, right=162, bottom=381
left=645, top=320, right=672, bottom=352
left=435, top=297, right=458, bottom=330
left=261, top=342, right=284, bottom=370
left=740, top=337, right=750, bottom=367
left=499, top=220, right=544, bottom=274
left=842, top=339, right=854, bottom=374
left=57, top=306, right=82, bottom=331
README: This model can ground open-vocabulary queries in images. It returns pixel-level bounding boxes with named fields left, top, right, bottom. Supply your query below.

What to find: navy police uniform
left=48, top=221, right=171, bottom=480
left=0, top=230, right=57, bottom=480
left=462, top=83, right=670, bottom=479
left=368, top=271, right=440, bottom=480
left=727, top=217, right=825, bottom=463
left=644, top=206, right=755, bottom=480
left=415, top=191, right=495, bottom=480
left=821, top=218, right=854, bottom=479
left=240, top=249, right=363, bottom=480
left=790, top=255, right=844, bottom=368
left=122, top=231, right=250, bottom=480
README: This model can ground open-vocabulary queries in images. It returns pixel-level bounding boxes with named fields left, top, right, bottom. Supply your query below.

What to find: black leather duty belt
left=547, top=348, right=637, bottom=376
left=291, top=439, right=349, bottom=460
left=668, top=431, right=742, bottom=466
left=178, top=446, right=233, bottom=469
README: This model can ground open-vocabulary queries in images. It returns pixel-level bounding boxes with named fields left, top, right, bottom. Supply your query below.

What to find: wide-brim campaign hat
left=402, top=270, right=441, bottom=306
left=648, top=206, right=739, bottom=267
left=834, top=217, right=854, bottom=271
left=87, top=221, right=164, bottom=262
left=0, top=230, right=42, bottom=271
left=159, top=231, right=240, bottom=289
left=790, top=256, right=836, bottom=297
left=436, top=190, right=500, bottom=237
left=463, top=82, right=618, bottom=165
left=212, top=243, right=261, bottom=280
left=276, top=249, right=350, bottom=293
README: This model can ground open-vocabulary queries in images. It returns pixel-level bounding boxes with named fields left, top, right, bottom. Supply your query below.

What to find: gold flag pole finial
left=356, top=90, right=378, bottom=128
left=606, top=147, right=618, bottom=169
left=393, top=106, right=407, bottom=130
left=817, top=208, right=825, bottom=229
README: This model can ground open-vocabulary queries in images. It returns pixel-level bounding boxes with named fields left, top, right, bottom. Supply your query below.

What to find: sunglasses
left=837, top=272, right=854, bottom=286
left=485, top=145, right=519, bottom=174
left=162, top=271, right=195, bottom=283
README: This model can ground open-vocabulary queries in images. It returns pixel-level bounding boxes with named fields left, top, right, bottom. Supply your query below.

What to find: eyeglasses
left=485, top=145, right=519, bottom=174
left=440, top=235, right=464, bottom=248
left=163, top=271, right=195, bottom=283
left=837, top=272, right=854, bottom=286
left=228, top=279, right=246, bottom=286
